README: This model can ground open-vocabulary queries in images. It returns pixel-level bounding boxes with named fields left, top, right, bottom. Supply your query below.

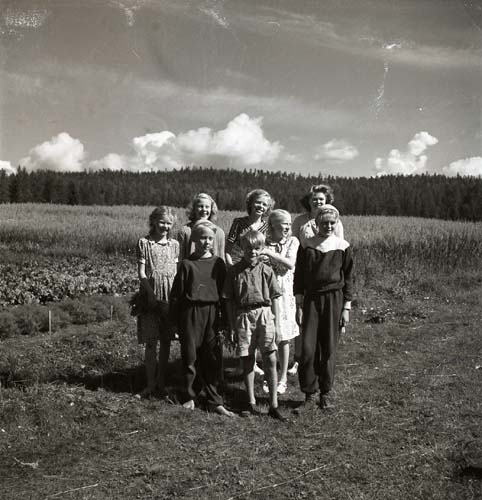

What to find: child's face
left=242, top=242, right=263, bottom=266
left=152, top=216, right=173, bottom=236
left=309, top=192, right=327, bottom=212
left=271, top=220, right=291, bottom=241
left=193, top=226, right=215, bottom=255
left=194, top=200, right=211, bottom=221
left=316, top=213, right=337, bottom=238
left=250, top=196, right=270, bottom=217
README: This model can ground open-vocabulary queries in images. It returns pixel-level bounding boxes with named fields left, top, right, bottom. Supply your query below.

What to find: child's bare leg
left=242, top=355, right=256, bottom=404
left=288, top=336, right=301, bottom=375
left=157, top=340, right=170, bottom=394
left=277, top=340, right=289, bottom=384
left=144, top=339, right=158, bottom=395
left=262, top=350, right=278, bottom=409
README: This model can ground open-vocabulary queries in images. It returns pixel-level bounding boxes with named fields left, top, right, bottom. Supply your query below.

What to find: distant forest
left=1, top=167, right=482, bottom=221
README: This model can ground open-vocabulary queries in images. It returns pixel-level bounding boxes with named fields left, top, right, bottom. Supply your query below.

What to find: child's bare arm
left=224, top=299, right=237, bottom=343
left=260, top=248, right=295, bottom=269
left=340, top=308, right=350, bottom=328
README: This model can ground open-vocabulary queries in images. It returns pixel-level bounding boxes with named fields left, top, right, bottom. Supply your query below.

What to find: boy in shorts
left=223, top=229, right=286, bottom=421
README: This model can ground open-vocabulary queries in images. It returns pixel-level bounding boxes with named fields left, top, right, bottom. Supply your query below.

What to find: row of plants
left=0, top=256, right=137, bottom=306
left=0, top=294, right=131, bottom=339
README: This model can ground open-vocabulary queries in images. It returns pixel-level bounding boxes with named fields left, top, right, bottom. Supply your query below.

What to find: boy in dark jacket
left=293, top=205, right=354, bottom=412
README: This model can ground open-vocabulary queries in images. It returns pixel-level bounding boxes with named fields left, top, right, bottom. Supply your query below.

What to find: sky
left=0, top=0, right=481, bottom=178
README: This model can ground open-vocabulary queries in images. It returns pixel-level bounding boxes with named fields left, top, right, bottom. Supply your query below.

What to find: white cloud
left=88, top=153, right=128, bottom=172
left=20, top=133, right=86, bottom=172
left=132, top=131, right=177, bottom=167
left=314, top=139, right=359, bottom=162
left=0, top=160, right=16, bottom=175
left=408, top=131, right=439, bottom=156
left=129, top=113, right=282, bottom=169
left=375, top=131, right=438, bottom=176
left=206, top=113, right=282, bottom=165
left=442, top=157, right=482, bottom=177
left=21, top=114, right=282, bottom=173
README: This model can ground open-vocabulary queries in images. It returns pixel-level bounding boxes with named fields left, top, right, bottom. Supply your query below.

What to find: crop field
left=1, top=203, right=482, bottom=500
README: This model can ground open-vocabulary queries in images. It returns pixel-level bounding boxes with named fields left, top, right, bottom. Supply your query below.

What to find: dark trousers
left=179, top=302, right=223, bottom=406
left=299, top=290, right=343, bottom=395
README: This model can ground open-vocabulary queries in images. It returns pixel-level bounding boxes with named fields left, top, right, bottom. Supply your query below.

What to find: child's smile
left=316, top=214, right=337, bottom=238
left=243, top=245, right=262, bottom=266
left=310, top=192, right=327, bottom=211
left=153, top=217, right=173, bottom=236
left=252, top=196, right=269, bottom=216
left=272, top=221, right=291, bottom=241
left=195, top=201, right=211, bottom=220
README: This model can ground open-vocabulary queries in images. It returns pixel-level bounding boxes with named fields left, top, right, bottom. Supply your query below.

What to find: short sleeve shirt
left=223, top=260, right=282, bottom=307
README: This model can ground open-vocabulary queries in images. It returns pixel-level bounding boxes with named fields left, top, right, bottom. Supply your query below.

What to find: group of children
left=134, top=186, right=354, bottom=420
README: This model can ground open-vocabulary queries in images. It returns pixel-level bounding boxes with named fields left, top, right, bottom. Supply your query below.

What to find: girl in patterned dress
left=136, top=206, right=179, bottom=399
left=177, top=193, right=225, bottom=261
left=261, top=209, right=300, bottom=394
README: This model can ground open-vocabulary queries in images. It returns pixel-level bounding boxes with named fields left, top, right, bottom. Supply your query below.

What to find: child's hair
left=300, top=184, right=335, bottom=212
left=245, top=189, right=275, bottom=217
left=268, top=209, right=291, bottom=227
left=240, top=229, right=266, bottom=249
left=268, top=209, right=292, bottom=239
left=314, top=204, right=340, bottom=224
left=187, top=193, right=218, bottom=222
left=191, top=220, right=217, bottom=240
left=148, top=206, right=175, bottom=236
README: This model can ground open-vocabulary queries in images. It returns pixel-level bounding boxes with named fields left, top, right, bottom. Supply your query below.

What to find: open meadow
left=1, top=203, right=482, bottom=500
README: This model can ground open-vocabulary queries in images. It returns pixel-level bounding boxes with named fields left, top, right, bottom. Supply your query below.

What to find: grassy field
left=1, top=204, right=482, bottom=499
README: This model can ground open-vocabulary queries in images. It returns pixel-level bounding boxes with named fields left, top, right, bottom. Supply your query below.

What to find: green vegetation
left=1, top=204, right=482, bottom=499
left=0, top=204, right=481, bottom=307
left=2, top=167, right=482, bottom=220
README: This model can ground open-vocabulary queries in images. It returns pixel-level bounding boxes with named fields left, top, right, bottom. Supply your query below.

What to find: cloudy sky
left=0, top=0, right=481, bottom=177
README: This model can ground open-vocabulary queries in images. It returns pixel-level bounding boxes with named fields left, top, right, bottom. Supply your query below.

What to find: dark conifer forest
left=1, top=167, right=481, bottom=221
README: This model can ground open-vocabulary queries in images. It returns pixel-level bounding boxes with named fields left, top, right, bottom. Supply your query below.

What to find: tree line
left=1, top=167, right=481, bottom=221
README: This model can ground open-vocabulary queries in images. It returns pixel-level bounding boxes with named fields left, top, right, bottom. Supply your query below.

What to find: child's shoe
left=135, top=387, right=154, bottom=400
left=182, top=399, right=195, bottom=410
left=287, top=362, right=298, bottom=376
left=240, top=403, right=262, bottom=417
left=267, top=406, right=287, bottom=422
left=277, top=380, right=287, bottom=394
left=254, top=363, right=264, bottom=376
left=293, top=392, right=318, bottom=415
left=262, top=380, right=269, bottom=393
left=319, top=394, right=335, bottom=411
left=159, top=393, right=175, bottom=405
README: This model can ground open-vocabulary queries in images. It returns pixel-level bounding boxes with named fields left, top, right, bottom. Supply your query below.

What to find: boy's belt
left=237, top=303, right=268, bottom=311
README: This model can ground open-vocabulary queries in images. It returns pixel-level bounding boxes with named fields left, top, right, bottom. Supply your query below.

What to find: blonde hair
left=187, top=193, right=218, bottom=222
left=314, top=204, right=339, bottom=224
left=245, top=189, right=274, bottom=217
left=240, top=229, right=265, bottom=249
left=191, top=220, right=217, bottom=241
left=148, top=206, right=175, bottom=236
left=268, top=209, right=291, bottom=226
left=268, top=209, right=292, bottom=239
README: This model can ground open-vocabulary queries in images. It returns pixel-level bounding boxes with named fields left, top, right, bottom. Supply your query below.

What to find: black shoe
left=293, top=393, right=319, bottom=415
left=268, top=406, right=287, bottom=422
left=240, top=403, right=262, bottom=417
left=319, top=394, right=335, bottom=411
